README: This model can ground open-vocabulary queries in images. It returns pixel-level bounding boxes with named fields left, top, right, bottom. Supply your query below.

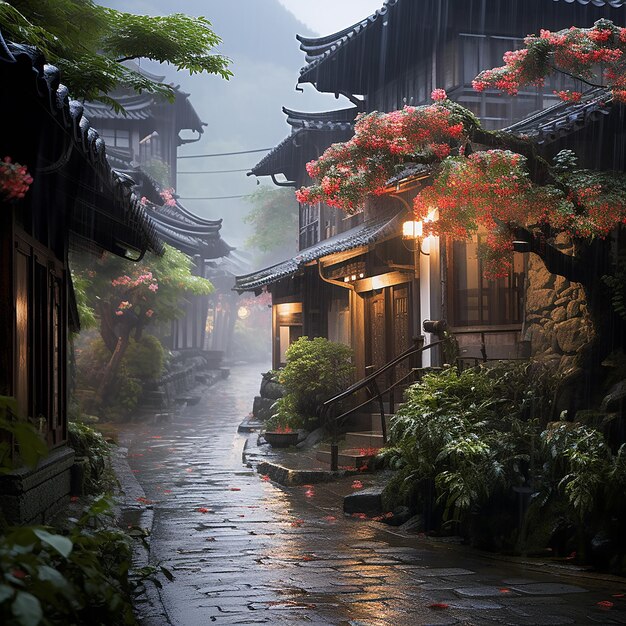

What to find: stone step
left=344, top=412, right=394, bottom=432
left=316, top=446, right=381, bottom=469
left=344, top=431, right=385, bottom=448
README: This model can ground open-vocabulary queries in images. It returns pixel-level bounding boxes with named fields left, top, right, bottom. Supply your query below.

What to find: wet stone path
left=122, top=363, right=626, bottom=625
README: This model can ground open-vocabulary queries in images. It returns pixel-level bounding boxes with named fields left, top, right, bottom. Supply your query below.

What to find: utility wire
left=178, top=168, right=251, bottom=174
left=178, top=147, right=272, bottom=159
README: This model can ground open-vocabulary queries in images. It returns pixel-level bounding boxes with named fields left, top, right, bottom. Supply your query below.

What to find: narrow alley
left=121, top=365, right=626, bottom=626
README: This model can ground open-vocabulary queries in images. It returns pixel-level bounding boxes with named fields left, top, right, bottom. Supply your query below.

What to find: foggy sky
left=277, top=0, right=384, bottom=36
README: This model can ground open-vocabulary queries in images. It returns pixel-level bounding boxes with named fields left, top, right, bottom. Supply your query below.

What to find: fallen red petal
left=428, top=603, right=449, bottom=609
left=196, top=507, right=211, bottom=514
left=597, top=600, right=614, bottom=609
left=230, top=487, right=241, bottom=491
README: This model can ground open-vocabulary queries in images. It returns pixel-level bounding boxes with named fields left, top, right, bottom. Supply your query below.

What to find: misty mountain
left=99, top=0, right=344, bottom=248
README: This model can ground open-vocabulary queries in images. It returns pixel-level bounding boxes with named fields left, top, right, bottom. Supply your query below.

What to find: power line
left=178, top=147, right=272, bottom=159
left=178, top=194, right=253, bottom=200
left=178, top=168, right=251, bottom=174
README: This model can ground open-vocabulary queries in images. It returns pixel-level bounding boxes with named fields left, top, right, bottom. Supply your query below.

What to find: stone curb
left=111, top=442, right=172, bottom=626
left=237, top=415, right=264, bottom=433
left=255, top=459, right=348, bottom=486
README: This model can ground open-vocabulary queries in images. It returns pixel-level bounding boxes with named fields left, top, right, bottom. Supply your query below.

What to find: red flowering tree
left=72, top=244, right=213, bottom=404
left=295, top=94, right=478, bottom=213
left=472, top=19, right=626, bottom=103
left=414, top=149, right=626, bottom=280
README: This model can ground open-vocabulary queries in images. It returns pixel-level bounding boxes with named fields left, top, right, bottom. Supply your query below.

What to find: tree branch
left=546, top=62, right=604, bottom=89
left=511, top=226, right=588, bottom=284
left=116, top=56, right=138, bottom=63
left=468, top=129, right=552, bottom=185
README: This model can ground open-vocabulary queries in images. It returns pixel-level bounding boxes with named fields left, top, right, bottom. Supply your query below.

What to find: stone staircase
left=315, top=411, right=394, bottom=469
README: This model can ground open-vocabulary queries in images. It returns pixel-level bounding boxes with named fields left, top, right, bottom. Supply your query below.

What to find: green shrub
left=123, top=335, right=164, bottom=381
left=381, top=362, right=626, bottom=562
left=0, top=496, right=170, bottom=626
left=0, top=397, right=47, bottom=475
left=275, top=337, right=354, bottom=428
left=384, top=365, right=539, bottom=522
left=75, top=336, right=164, bottom=420
left=67, top=422, right=112, bottom=494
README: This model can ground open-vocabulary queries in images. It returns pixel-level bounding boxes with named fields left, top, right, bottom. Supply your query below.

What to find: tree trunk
left=98, top=301, right=119, bottom=353
left=95, top=327, right=131, bottom=406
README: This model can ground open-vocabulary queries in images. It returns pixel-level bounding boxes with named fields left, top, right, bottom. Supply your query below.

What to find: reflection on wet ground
left=123, top=363, right=626, bottom=625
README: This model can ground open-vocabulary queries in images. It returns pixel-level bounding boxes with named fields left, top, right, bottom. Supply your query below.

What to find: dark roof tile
left=504, top=87, right=612, bottom=143
left=235, top=211, right=401, bottom=292
left=0, top=32, right=163, bottom=257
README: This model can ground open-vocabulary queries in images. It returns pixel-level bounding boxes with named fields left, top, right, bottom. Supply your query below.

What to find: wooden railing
left=318, top=337, right=444, bottom=471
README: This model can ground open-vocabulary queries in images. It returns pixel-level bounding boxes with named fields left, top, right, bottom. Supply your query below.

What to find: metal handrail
left=319, top=338, right=445, bottom=471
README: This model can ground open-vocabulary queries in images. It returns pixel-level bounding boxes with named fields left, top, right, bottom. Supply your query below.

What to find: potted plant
left=262, top=410, right=300, bottom=448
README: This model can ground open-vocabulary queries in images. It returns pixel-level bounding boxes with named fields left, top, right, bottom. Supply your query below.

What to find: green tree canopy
left=0, top=0, right=232, bottom=109
left=243, top=186, right=298, bottom=256
left=72, top=244, right=213, bottom=402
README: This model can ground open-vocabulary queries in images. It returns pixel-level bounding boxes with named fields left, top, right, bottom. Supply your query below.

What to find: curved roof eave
left=296, top=0, right=398, bottom=84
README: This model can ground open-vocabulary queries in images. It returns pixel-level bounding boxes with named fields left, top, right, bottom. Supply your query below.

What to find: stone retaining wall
left=523, top=235, right=594, bottom=372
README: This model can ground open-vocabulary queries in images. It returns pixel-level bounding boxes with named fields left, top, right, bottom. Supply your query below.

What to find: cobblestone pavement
left=122, top=363, right=626, bottom=626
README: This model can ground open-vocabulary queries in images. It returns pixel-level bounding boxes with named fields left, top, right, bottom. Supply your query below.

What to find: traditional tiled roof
left=106, top=151, right=233, bottom=258
left=234, top=211, right=402, bottom=292
left=284, top=107, right=357, bottom=131
left=504, top=88, right=612, bottom=143
left=83, top=90, right=205, bottom=135
left=553, top=0, right=625, bottom=5
left=83, top=94, right=155, bottom=121
left=249, top=108, right=357, bottom=180
left=82, top=59, right=205, bottom=135
left=297, top=0, right=399, bottom=84
left=0, top=33, right=163, bottom=258
left=148, top=210, right=233, bottom=259
left=297, top=0, right=626, bottom=90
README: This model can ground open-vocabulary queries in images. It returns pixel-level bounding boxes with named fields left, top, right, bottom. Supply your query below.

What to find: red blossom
left=0, top=157, right=33, bottom=200
left=597, top=600, right=614, bottom=609
left=296, top=100, right=469, bottom=213
left=474, top=20, right=625, bottom=103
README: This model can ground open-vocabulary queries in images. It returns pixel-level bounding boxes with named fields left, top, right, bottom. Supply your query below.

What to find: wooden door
left=392, top=285, right=411, bottom=383
left=366, top=291, right=387, bottom=372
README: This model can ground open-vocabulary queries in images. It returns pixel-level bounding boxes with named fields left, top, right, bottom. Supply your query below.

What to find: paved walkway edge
left=112, top=442, right=172, bottom=626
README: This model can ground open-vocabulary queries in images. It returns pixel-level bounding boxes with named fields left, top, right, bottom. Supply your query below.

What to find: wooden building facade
left=84, top=79, right=241, bottom=360
left=0, top=35, right=163, bottom=523
left=236, top=0, right=625, bottom=378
